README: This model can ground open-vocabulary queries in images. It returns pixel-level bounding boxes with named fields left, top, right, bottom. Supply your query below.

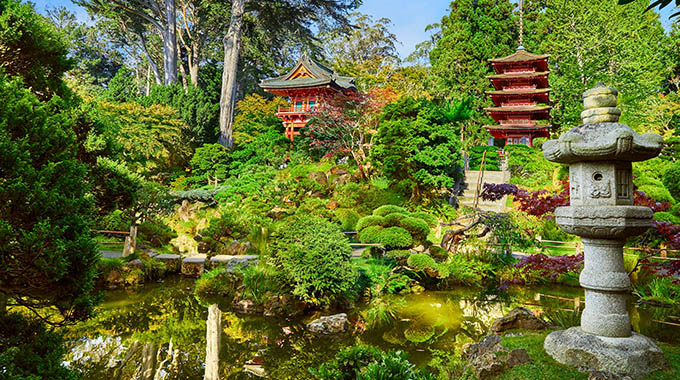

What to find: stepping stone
left=100, top=250, right=124, bottom=259
left=153, top=254, right=181, bottom=273
left=182, top=254, right=207, bottom=277
left=209, top=254, right=258, bottom=270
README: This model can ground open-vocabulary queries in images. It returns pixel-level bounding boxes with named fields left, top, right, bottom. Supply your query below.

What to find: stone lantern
left=542, top=84, right=667, bottom=378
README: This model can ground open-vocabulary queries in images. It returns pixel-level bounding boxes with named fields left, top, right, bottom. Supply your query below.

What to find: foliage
left=633, top=277, right=680, bottom=305
left=137, top=217, right=176, bottom=247
left=503, top=254, right=584, bottom=286
left=269, top=215, right=357, bottom=305
left=618, top=0, right=680, bottom=19
left=505, top=145, right=561, bottom=189
left=334, top=208, right=360, bottom=231
left=356, top=215, right=386, bottom=231
left=239, top=264, right=283, bottom=304
left=0, top=313, right=79, bottom=380
left=371, top=97, right=468, bottom=201
left=0, top=0, right=73, bottom=100
left=468, top=145, right=500, bottom=171
left=199, top=208, right=263, bottom=254
left=481, top=183, right=570, bottom=216
left=373, top=205, right=408, bottom=217
left=663, top=162, right=680, bottom=201
left=228, top=130, right=290, bottom=175
left=102, top=65, right=138, bottom=102
left=407, top=254, right=437, bottom=271
left=310, top=344, right=435, bottom=380
left=194, top=268, right=240, bottom=297
left=0, top=73, right=99, bottom=323
left=376, top=227, right=412, bottom=249
left=400, top=217, right=431, bottom=241
left=232, top=93, right=287, bottom=144
left=189, top=143, right=230, bottom=186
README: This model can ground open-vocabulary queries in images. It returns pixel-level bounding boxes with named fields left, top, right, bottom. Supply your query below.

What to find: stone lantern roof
left=543, top=84, right=663, bottom=163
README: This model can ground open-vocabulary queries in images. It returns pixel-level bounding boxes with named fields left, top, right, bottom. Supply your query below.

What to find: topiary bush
left=373, top=204, right=407, bottom=217
left=378, top=227, right=413, bottom=249
left=407, top=254, right=437, bottom=271
left=334, top=208, right=360, bottom=231
left=400, top=217, right=430, bottom=241
left=359, top=225, right=384, bottom=244
left=383, top=212, right=409, bottom=227
left=356, top=215, right=385, bottom=231
left=411, top=212, right=437, bottom=228
left=270, top=215, right=358, bottom=305
left=663, top=163, right=680, bottom=202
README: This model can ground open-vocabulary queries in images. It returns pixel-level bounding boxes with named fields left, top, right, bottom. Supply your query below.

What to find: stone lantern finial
left=581, top=83, right=621, bottom=124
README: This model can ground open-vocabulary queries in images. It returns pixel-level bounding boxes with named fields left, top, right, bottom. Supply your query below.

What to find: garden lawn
left=498, top=331, right=680, bottom=380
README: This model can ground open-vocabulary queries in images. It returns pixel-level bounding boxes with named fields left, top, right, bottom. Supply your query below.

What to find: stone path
left=99, top=250, right=259, bottom=276
left=458, top=170, right=511, bottom=212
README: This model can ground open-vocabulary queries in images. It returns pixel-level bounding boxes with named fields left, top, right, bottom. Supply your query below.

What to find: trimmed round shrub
left=383, top=212, right=409, bottom=227
left=270, top=216, right=357, bottom=305
left=359, top=225, right=384, bottom=244
left=400, top=217, right=430, bottom=241
left=378, top=226, right=412, bottom=248
left=386, top=249, right=410, bottom=259
left=407, top=253, right=436, bottom=271
left=373, top=204, right=407, bottom=217
left=356, top=215, right=385, bottom=231
left=411, top=212, right=437, bottom=228
left=334, top=208, right=360, bottom=231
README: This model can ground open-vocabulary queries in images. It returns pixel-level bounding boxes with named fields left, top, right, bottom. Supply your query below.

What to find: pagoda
left=484, top=47, right=552, bottom=147
left=259, top=54, right=357, bottom=141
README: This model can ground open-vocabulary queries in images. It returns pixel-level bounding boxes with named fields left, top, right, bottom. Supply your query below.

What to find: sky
left=33, top=0, right=678, bottom=60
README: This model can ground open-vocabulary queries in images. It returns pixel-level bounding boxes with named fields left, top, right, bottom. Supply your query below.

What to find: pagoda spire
left=518, top=0, right=524, bottom=48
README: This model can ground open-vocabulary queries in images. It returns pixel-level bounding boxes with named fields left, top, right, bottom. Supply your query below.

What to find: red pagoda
left=484, top=47, right=552, bottom=147
left=260, top=54, right=357, bottom=141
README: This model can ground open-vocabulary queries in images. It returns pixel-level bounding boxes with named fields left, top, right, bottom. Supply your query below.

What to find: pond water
left=63, top=276, right=680, bottom=379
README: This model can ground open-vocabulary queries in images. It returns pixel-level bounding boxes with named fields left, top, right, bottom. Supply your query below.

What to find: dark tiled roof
left=487, top=71, right=550, bottom=79
left=485, top=105, right=552, bottom=112
left=259, top=54, right=356, bottom=91
left=488, top=48, right=549, bottom=63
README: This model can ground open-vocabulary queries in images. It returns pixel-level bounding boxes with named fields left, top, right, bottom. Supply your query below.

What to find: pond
left=63, top=276, right=680, bottom=379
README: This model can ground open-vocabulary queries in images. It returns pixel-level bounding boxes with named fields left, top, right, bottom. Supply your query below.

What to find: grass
left=497, top=331, right=680, bottom=380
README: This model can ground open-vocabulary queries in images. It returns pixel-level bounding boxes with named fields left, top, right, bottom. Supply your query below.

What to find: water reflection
left=63, top=277, right=680, bottom=379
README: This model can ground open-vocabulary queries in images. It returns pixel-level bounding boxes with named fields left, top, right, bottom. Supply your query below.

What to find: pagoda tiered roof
left=259, top=54, right=356, bottom=96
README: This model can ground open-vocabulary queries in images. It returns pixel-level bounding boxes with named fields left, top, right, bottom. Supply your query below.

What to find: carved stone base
left=544, top=327, right=667, bottom=379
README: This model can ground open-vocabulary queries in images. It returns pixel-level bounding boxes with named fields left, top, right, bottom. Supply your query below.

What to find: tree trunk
left=139, top=32, right=162, bottom=85
left=146, top=65, right=151, bottom=96
left=189, top=47, right=199, bottom=87
left=177, top=39, right=188, bottom=90
left=123, top=223, right=139, bottom=257
left=164, top=0, right=178, bottom=85
left=218, top=0, right=246, bottom=148
left=204, top=304, right=221, bottom=380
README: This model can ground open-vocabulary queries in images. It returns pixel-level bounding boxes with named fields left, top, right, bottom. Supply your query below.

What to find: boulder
left=463, top=335, right=504, bottom=361
left=589, top=371, right=632, bottom=380
left=488, top=307, right=549, bottom=334
left=308, top=171, right=328, bottom=187
left=471, top=352, right=506, bottom=380
left=210, top=254, right=258, bottom=271
left=504, top=349, right=531, bottom=368
left=153, top=254, right=181, bottom=273
left=463, top=335, right=531, bottom=380
left=181, top=254, right=206, bottom=277
left=330, top=166, right=349, bottom=176
left=306, top=313, right=348, bottom=334
left=332, top=173, right=352, bottom=187
left=233, top=299, right=263, bottom=314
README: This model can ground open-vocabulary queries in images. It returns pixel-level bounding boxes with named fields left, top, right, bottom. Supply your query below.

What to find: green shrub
left=400, top=217, right=431, bottom=241
left=383, top=212, right=409, bottom=227
left=653, top=211, right=680, bottom=224
left=310, top=344, right=434, bottom=380
left=378, top=226, right=413, bottom=249
left=270, top=216, right=358, bottom=305
left=428, top=245, right=448, bottom=261
left=0, top=313, right=79, bottom=380
left=444, top=255, right=488, bottom=286
left=334, top=208, right=361, bottom=231
left=663, top=163, right=680, bottom=202
left=411, top=212, right=437, bottom=228
left=373, top=204, right=407, bottom=217
left=637, top=184, right=675, bottom=204
left=407, top=253, right=437, bottom=271
left=239, top=264, right=282, bottom=304
left=195, top=268, right=239, bottom=296
left=138, top=218, right=176, bottom=247
left=386, top=249, right=410, bottom=259
left=359, top=225, right=384, bottom=244
left=356, top=215, right=385, bottom=231
left=96, top=209, right=129, bottom=231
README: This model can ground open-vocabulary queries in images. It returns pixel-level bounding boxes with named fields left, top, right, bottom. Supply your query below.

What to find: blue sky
left=32, top=0, right=677, bottom=59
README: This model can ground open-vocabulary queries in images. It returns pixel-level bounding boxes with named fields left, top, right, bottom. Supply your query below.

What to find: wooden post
left=204, top=304, right=221, bottom=380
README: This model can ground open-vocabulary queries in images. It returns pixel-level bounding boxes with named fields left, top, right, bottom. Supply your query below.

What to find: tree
left=428, top=0, right=519, bottom=143
left=0, top=0, right=73, bottom=99
left=618, top=0, right=680, bottom=19
left=370, top=97, right=470, bottom=202
left=76, top=0, right=178, bottom=85
left=0, top=72, right=99, bottom=324
left=218, top=0, right=246, bottom=149
left=104, top=66, right=140, bottom=102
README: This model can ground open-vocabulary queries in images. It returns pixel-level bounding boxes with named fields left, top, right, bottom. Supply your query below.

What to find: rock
left=306, top=313, right=348, bottom=334
left=326, top=200, right=339, bottom=210
left=411, top=285, right=425, bottom=294
left=330, top=166, right=349, bottom=176
left=127, top=259, right=144, bottom=270
left=470, top=352, right=506, bottom=380
left=589, top=371, right=632, bottom=380
left=153, top=254, right=181, bottom=272
left=544, top=327, right=667, bottom=379
left=413, top=245, right=426, bottom=253
left=504, top=348, right=531, bottom=368
left=105, top=269, right=125, bottom=288
left=233, top=299, right=263, bottom=314
left=244, top=364, right=266, bottom=377
left=210, top=254, right=258, bottom=271
left=197, top=242, right=210, bottom=253
left=226, top=240, right=241, bottom=255
left=181, top=254, right=206, bottom=277
left=332, top=173, right=352, bottom=187
left=266, top=206, right=288, bottom=219
left=488, top=307, right=548, bottom=334
left=308, top=171, right=328, bottom=186
left=463, top=335, right=504, bottom=361
left=263, top=295, right=304, bottom=317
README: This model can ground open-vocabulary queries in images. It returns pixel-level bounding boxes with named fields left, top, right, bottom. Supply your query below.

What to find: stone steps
left=459, top=170, right=511, bottom=212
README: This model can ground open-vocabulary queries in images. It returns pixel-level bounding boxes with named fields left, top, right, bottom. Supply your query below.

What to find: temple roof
left=484, top=124, right=552, bottom=130
left=488, top=48, right=549, bottom=63
left=486, top=88, right=550, bottom=95
left=485, top=105, right=551, bottom=112
left=259, top=54, right=356, bottom=91
left=487, top=71, right=550, bottom=79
